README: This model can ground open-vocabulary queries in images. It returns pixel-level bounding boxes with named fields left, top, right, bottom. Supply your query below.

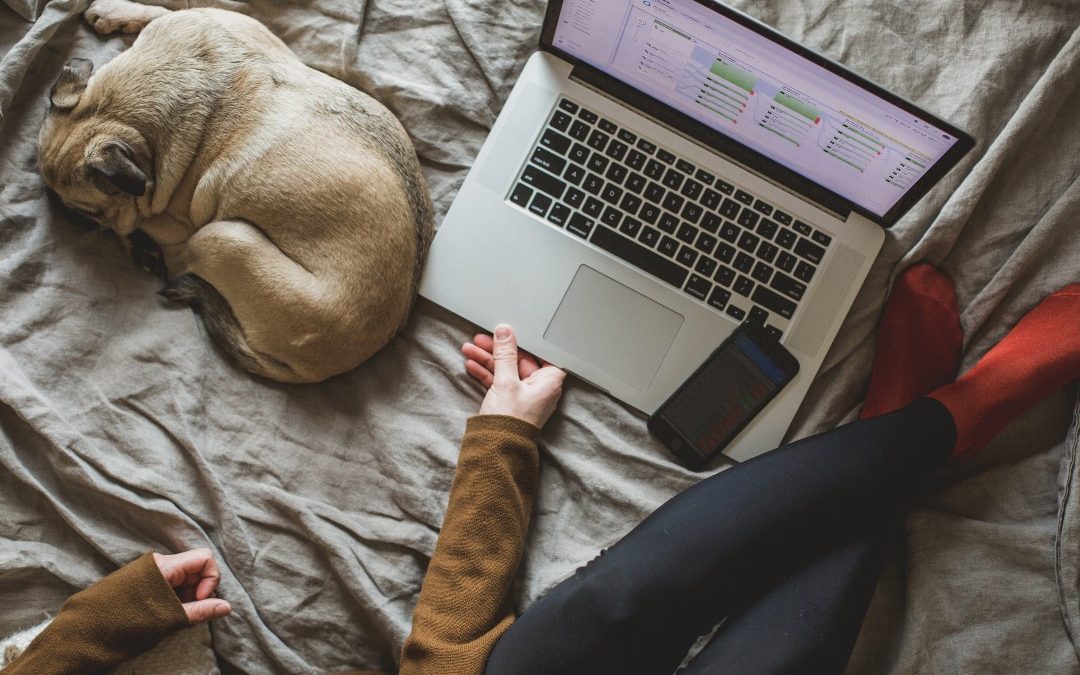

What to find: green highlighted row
left=840, top=124, right=883, bottom=148
left=837, top=131, right=879, bottom=154
left=709, top=60, right=757, bottom=93
left=824, top=148, right=864, bottom=172
left=696, top=99, right=736, bottom=122
left=774, top=92, right=819, bottom=122
left=760, top=124, right=798, bottom=146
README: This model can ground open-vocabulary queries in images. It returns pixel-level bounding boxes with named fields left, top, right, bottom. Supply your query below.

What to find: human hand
left=153, top=548, right=231, bottom=624
left=462, top=324, right=566, bottom=429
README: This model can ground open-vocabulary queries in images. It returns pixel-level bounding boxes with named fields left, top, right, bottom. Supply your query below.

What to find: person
left=4, top=267, right=1077, bottom=675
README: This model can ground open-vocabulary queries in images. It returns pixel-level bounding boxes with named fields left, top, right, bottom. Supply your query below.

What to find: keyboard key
left=569, top=120, right=590, bottom=141
left=749, top=306, right=769, bottom=325
left=644, top=159, right=665, bottom=180
left=606, top=163, right=628, bottom=184
left=701, top=213, right=723, bottom=233
left=681, top=179, right=703, bottom=201
left=793, top=220, right=812, bottom=236
left=640, top=203, right=661, bottom=224
left=737, top=230, right=760, bottom=252
left=685, top=274, right=712, bottom=300
left=726, top=305, right=746, bottom=320
left=644, top=182, right=666, bottom=203
left=757, top=218, right=778, bottom=240
left=625, top=172, right=647, bottom=194
left=583, top=196, right=604, bottom=217
left=794, top=238, right=825, bottom=264
left=590, top=226, right=688, bottom=288
left=676, top=159, right=695, bottom=174
left=587, top=129, right=609, bottom=151
left=587, top=153, right=609, bottom=174
left=776, top=229, right=797, bottom=249
left=564, top=164, right=585, bottom=186
left=620, top=217, right=642, bottom=238
left=626, top=150, right=647, bottom=170
left=601, top=205, right=622, bottom=227
left=708, top=287, right=731, bottom=311
left=758, top=241, right=779, bottom=263
left=715, top=243, right=736, bottom=263
left=701, top=188, right=722, bottom=210
left=719, top=221, right=740, bottom=243
left=695, top=231, right=717, bottom=255
left=719, top=198, right=741, bottom=219
left=662, top=169, right=685, bottom=191
left=639, top=226, right=661, bottom=246
left=551, top=110, right=572, bottom=131
left=569, top=142, right=589, bottom=164
left=521, top=166, right=565, bottom=199
left=658, top=236, right=679, bottom=257
left=752, top=199, right=773, bottom=216
left=620, top=193, right=642, bottom=215
left=676, top=245, right=698, bottom=267
left=734, top=189, right=754, bottom=205
left=776, top=251, right=796, bottom=272
left=695, top=256, right=718, bottom=277
left=770, top=271, right=806, bottom=300
left=558, top=98, right=579, bottom=113
left=637, top=138, right=657, bottom=154
left=565, top=187, right=585, bottom=208
left=751, top=261, right=772, bottom=283
left=734, top=252, right=754, bottom=273
left=657, top=149, right=676, bottom=164
left=752, top=285, right=796, bottom=319
left=658, top=212, right=680, bottom=233
left=509, top=183, right=532, bottom=206
left=812, top=230, right=833, bottom=246
left=773, top=210, right=792, bottom=225
left=714, top=265, right=735, bottom=286
left=734, top=275, right=754, bottom=297
left=765, top=325, right=784, bottom=340
left=794, top=260, right=816, bottom=282
left=598, top=118, right=617, bottom=134
left=715, top=178, right=734, bottom=194
left=681, top=202, right=703, bottom=224
left=531, top=147, right=566, bottom=175
left=695, top=168, right=715, bottom=185
left=618, top=129, right=637, bottom=144
left=583, top=173, right=604, bottom=195
left=676, top=222, right=698, bottom=244
left=549, top=203, right=571, bottom=226
left=606, top=140, right=628, bottom=161
left=540, top=129, right=572, bottom=155
left=601, top=183, right=623, bottom=205
left=663, top=192, right=685, bottom=214
left=578, top=108, right=598, bottom=123
left=737, top=209, right=760, bottom=228
left=567, top=212, right=594, bottom=238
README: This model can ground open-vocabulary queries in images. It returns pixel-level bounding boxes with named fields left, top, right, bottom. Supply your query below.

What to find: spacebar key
left=591, top=226, right=688, bottom=288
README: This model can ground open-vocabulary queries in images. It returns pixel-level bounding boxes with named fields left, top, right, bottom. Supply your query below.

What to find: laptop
left=420, top=0, right=974, bottom=462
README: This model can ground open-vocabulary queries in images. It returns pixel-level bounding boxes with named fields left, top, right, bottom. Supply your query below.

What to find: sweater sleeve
left=399, top=415, right=541, bottom=675
left=3, top=552, right=190, bottom=675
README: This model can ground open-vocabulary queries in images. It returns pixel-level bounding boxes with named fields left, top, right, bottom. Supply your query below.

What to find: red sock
left=929, top=285, right=1080, bottom=462
left=859, top=264, right=962, bottom=420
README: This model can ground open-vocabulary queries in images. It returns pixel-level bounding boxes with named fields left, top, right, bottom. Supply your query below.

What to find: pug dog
left=38, top=0, right=434, bottom=383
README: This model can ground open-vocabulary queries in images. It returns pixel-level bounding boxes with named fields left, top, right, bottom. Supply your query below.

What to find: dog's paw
left=84, top=0, right=162, bottom=35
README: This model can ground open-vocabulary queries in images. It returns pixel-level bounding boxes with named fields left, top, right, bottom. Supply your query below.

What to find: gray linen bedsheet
left=2, top=0, right=1078, bottom=672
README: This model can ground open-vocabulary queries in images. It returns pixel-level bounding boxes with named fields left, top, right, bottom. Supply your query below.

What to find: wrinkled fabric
left=0, top=0, right=1077, bottom=672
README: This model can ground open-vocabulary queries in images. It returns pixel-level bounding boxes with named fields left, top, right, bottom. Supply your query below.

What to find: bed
left=1, top=0, right=1078, bottom=672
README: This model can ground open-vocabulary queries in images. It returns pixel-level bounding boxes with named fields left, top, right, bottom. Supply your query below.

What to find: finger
left=465, top=359, right=494, bottom=389
left=462, top=343, right=494, bottom=373
left=518, top=353, right=541, bottom=379
left=160, top=549, right=220, bottom=593
left=183, top=598, right=231, bottom=624
left=473, top=333, right=495, bottom=352
left=491, top=324, right=519, bottom=386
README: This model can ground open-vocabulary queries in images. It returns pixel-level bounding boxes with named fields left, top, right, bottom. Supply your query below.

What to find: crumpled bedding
left=1, top=0, right=1078, bottom=672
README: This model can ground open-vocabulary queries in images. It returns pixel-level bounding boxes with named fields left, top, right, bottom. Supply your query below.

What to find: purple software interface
left=553, top=0, right=959, bottom=217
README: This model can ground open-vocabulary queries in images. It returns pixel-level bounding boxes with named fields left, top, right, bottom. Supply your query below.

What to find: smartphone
left=648, top=322, right=800, bottom=470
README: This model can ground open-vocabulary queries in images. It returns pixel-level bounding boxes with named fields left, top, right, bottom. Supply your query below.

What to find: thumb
left=183, top=598, right=231, bottom=624
left=491, top=324, right=519, bottom=385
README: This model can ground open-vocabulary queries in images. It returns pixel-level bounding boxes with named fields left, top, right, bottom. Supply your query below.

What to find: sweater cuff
left=465, top=415, right=541, bottom=443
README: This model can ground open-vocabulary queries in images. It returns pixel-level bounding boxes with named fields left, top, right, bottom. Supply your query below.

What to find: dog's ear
left=87, top=140, right=148, bottom=197
left=50, top=58, right=94, bottom=111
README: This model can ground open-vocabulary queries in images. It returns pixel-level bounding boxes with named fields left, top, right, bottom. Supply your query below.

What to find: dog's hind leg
left=84, top=0, right=170, bottom=35
left=161, top=220, right=345, bottom=383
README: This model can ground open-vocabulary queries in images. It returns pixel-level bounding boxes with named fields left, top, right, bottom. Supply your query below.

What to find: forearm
left=400, top=415, right=541, bottom=675
left=3, top=553, right=190, bottom=675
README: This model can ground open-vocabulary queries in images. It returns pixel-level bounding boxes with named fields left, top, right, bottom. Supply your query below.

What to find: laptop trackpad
left=544, top=265, right=684, bottom=391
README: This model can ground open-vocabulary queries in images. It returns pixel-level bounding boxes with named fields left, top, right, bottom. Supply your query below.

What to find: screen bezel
left=538, top=0, right=976, bottom=227
left=647, top=322, right=800, bottom=470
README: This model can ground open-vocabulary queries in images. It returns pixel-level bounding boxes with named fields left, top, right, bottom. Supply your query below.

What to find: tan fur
left=38, top=1, right=434, bottom=383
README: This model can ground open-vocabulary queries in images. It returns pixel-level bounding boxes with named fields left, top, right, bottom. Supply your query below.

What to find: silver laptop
left=420, top=0, right=973, bottom=462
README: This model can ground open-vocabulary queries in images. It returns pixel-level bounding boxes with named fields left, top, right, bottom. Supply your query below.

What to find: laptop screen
left=550, top=0, right=962, bottom=219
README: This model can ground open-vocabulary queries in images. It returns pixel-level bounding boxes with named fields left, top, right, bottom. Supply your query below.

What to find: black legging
left=485, top=398, right=956, bottom=675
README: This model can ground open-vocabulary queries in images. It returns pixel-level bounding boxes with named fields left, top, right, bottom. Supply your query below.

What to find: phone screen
left=660, top=332, right=791, bottom=458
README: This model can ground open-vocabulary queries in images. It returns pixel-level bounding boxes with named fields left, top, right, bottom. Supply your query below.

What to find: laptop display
left=550, top=0, right=965, bottom=219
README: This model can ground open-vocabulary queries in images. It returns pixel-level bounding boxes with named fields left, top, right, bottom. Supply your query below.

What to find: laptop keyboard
left=507, top=97, right=835, bottom=340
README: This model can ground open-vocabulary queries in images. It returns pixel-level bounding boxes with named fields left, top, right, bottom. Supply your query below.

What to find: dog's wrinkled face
left=38, top=58, right=153, bottom=235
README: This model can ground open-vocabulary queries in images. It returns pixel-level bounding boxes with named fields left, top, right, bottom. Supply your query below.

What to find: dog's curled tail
left=161, top=274, right=300, bottom=382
